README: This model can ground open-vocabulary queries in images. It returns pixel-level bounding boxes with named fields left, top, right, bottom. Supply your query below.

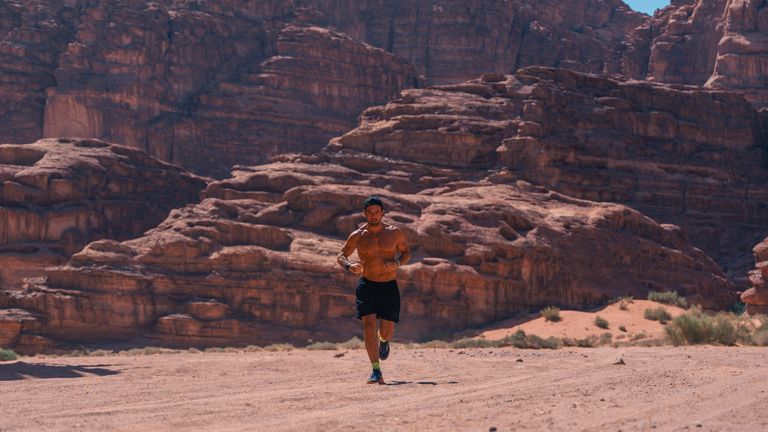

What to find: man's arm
left=395, top=229, right=411, bottom=267
left=338, top=230, right=363, bottom=275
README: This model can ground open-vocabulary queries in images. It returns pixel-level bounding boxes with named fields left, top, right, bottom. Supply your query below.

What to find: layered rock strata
left=2, top=0, right=646, bottom=178
left=616, top=0, right=768, bottom=107
left=0, top=151, right=734, bottom=349
left=741, top=238, right=768, bottom=315
left=0, top=1, right=81, bottom=143
left=314, top=0, right=646, bottom=84
left=331, top=67, right=768, bottom=282
left=0, top=138, right=206, bottom=293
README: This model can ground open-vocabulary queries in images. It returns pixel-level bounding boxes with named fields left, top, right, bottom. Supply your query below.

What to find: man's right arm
left=338, top=230, right=363, bottom=275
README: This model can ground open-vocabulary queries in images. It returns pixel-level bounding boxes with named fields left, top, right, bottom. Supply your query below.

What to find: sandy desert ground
left=1, top=345, right=767, bottom=432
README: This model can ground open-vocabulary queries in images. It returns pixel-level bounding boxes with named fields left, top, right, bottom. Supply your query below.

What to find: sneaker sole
left=367, top=378, right=385, bottom=385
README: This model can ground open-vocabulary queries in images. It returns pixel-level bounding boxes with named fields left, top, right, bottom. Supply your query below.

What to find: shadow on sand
left=386, top=380, right=459, bottom=386
left=0, top=361, right=120, bottom=381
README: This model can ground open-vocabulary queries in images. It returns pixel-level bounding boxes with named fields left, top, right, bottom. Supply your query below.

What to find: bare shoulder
left=385, top=224, right=406, bottom=238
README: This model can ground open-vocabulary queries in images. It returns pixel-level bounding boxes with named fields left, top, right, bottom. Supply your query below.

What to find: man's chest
left=358, top=231, right=398, bottom=253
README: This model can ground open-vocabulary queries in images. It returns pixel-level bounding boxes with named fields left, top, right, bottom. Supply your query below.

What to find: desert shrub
left=664, top=308, right=711, bottom=345
left=710, top=315, right=739, bottom=346
left=540, top=306, right=562, bottom=322
left=420, top=340, right=451, bottom=349
left=630, top=332, right=648, bottom=341
left=610, top=296, right=634, bottom=305
left=644, top=307, right=672, bottom=323
left=753, top=326, right=768, bottom=346
left=263, top=343, right=294, bottom=352
left=594, top=316, right=609, bottom=329
left=121, top=346, right=181, bottom=356
left=450, top=337, right=498, bottom=349
left=337, top=337, right=365, bottom=350
left=242, top=345, right=262, bottom=352
left=599, top=332, right=613, bottom=345
left=648, top=291, right=688, bottom=308
left=619, top=301, right=629, bottom=311
left=305, top=342, right=338, bottom=351
left=87, top=349, right=112, bottom=357
left=0, top=348, right=18, bottom=361
left=666, top=309, right=752, bottom=346
left=618, top=325, right=627, bottom=332
left=576, top=335, right=598, bottom=347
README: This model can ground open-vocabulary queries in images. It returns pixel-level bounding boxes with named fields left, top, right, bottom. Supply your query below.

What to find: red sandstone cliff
left=331, top=68, right=768, bottom=284
left=0, top=138, right=206, bottom=293
left=0, top=152, right=733, bottom=350
left=741, top=237, right=768, bottom=315
left=1, top=0, right=646, bottom=178
left=617, top=0, right=768, bottom=107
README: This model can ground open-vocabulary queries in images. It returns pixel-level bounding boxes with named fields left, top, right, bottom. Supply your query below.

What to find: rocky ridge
left=617, top=0, right=768, bottom=107
left=0, top=135, right=735, bottom=350
left=333, top=67, right=768, bottom=283
left=2, top=0, right=646, bottom=177
left=0, top=138, right=206, bottom=293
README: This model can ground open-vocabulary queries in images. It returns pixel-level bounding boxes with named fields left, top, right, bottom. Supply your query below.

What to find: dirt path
left=1, top=346, right=767, bottom=431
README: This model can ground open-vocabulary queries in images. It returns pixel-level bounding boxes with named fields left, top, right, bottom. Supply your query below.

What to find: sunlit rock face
left=331, top=67, right=768, bottom=284
left=616, top=0, right=768, bottom=107
left=742, top=238, right=768, bottom=315
left=1, top=0, right=646, bottom=177
left=0, top=152, right=733, bottom=348
left=0, top=138, right=206, bottom=293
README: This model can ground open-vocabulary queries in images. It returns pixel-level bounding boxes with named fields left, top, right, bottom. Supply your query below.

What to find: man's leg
left=362, top=314, right=379, bottom=364
left=362, top=314, right=383, bottom=383
left=379, top=319, right=395, bottom=341
left=378, top=319, right=394, bottom=360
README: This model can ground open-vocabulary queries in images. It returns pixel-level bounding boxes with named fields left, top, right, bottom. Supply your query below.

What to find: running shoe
left=378, top=340, right=390, bottom=360
left=367, top=368, right=384, bottom=384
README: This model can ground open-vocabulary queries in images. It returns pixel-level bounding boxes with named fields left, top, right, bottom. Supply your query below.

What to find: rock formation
left=1, top=0, right=646, bottom=178
left=0, top=138, right=206, bottom=293
left=316, top=0, right=645, bottom=84
left=741, top=237, right=768, bottom=315
left=616, top=0, right=768, bottom=107
left=0, top=141, right=735, bottom=350
left=332, top=67, right=768, bottom=283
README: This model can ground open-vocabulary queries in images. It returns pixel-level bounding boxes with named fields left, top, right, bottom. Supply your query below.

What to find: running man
left=338, top=195, right=411, bottom=384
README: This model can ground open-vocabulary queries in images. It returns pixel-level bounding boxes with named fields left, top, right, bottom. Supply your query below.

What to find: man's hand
left=349, top=263, right=363, bottom=275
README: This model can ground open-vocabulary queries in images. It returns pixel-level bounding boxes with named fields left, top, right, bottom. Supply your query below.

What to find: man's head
left=362, top=195, right=385, bottom=226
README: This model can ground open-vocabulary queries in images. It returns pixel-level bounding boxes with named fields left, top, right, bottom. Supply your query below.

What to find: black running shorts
left=355, top=278, right=400, bottom=323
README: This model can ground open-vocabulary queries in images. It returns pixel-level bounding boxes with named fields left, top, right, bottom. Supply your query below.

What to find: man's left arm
left=395, top=229, right=411, bottom=267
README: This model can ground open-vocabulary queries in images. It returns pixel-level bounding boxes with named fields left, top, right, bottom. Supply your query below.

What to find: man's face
left=363, top=205, right=384, bottom=226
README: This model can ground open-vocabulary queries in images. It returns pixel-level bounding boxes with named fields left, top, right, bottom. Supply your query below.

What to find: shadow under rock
left=0, top=362, right=120, bottom=381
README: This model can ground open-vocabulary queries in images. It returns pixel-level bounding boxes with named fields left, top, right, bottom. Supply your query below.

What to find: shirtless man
left=338, top=195, right=411, bottom=384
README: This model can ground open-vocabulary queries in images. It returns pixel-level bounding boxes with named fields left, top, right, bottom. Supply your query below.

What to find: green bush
left=594, top=315, right=609, bottom=329
left=644, top=307, right=672, bottom=323
left=648, top=291, right=688, bottom=308
left=541, top=306, right=562, bottom=322
left=0, top=348, right=18, bottom=361
left=664, top=308, right=744, bottom=346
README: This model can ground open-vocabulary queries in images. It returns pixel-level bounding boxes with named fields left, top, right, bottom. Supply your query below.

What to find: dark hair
left=363, top=195, right=384, bottom=211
